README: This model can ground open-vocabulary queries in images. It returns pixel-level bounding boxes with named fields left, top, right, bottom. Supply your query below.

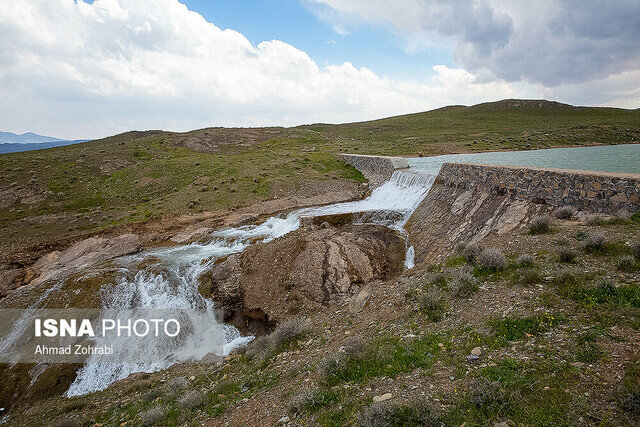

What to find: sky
left=0, top=0, right=638, bottom=139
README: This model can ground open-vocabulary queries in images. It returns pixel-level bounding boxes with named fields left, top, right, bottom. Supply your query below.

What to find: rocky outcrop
left=299, top=210, right=404, bottom=229
left=209, top=224, right=405, bottom=334
left=0, top=266, right=38, bottom=299
left=29, top=234, right=142, bottom=286
left=406, top=182, right=548, bottom=265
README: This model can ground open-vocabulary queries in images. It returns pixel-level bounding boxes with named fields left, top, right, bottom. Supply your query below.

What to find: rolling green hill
left=1, top=99, right=638, bottom=257
left=299, top=99, right=640, bottom=156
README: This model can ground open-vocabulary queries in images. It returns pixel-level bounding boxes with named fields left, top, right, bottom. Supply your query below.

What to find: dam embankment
left=339, top=153, right=409, bottom=186
left=340, top=154, right=640, bottom=265
left=434, top=163, right=640, bottom=213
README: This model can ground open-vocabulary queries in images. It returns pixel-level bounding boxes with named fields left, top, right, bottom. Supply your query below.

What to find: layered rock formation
left=30, top=233, right=142, bottom=286
left=406, top=182, right=548, bottom=265
left=209, top=223, right=405, bottom=334
left=0, top=234, right=142, bottom=300
left=406, top=162, right=640, bottom=265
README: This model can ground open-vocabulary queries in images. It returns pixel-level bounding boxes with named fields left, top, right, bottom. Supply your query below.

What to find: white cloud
left=309, top=0, right=640, bottom=88
left=537, top=69, right=640, bottom=109
left=0, top=0, right=530, bottom=139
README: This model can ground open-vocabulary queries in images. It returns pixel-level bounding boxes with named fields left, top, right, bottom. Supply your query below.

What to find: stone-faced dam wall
left=439, top=163, right=640, bottom=214
left=339, top=154, right=409, bottom=186
left=406, top=162, right=640, bottom=265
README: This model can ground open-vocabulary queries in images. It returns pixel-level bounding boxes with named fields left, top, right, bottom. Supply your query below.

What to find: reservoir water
left=407, top=143, right=640, bottom=175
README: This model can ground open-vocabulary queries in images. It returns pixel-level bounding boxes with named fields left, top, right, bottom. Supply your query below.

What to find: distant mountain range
left=0, top=131, right=88, bottom=153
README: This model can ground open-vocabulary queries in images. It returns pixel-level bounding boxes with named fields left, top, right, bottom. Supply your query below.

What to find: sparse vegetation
left=513, top=268, right=543, bottom=286
left=555, top=205, right=576, bottom=219
left=588, top=215, right=631, bottom=226
left=489, top=313, right=563, bottom=343
left=570, top=279, right=640, bottom=308
left=419, top=287, right=446, bottom=322
left=462, top=243, right=483, bottom=264
left=446, top=358, right=577, bottom=425
left=583, top=233, right=606, bottom=253
left=558, top=248, right=577, bottom=263
left=516, top=253, right=534, bottom=267
left=618, top=255, right=639, bottom=272
left=245, top=317, right=310, bottom=362
left=476, top=248, right=507, bottom=271
left=449, top=269, right=479, bottom=297
left=320, top=334, right=442, bottom=386
left=358, top=399, right=442, bottom=427
left=290, top=388, right=340, bottom=414
left=529, top=215, right=552, bottom=234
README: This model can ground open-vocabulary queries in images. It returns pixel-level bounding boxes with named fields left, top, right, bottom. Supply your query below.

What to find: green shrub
left=271, top=318, right=309, bottom=349
left=620, top=389, right=640, bottom=417
left=551, top=269, right=584, bottom=296
left=137, top=407, right=164, bottom=426
left=575, top=343, right=603, bottom=364
left=178, top=390, right=204, bottom=410
left=575, top=230, right=589, bottom=241
left=468, top=378, right=511, bottom=416
left=428, top=272, right=447, bottom=288
left=617, top=360, right=640, bottom=417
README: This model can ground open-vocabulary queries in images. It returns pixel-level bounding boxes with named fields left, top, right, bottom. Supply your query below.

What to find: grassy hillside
left=301, top=100, right=640, bottom=156
left=1, top=99, right=638, bottom=257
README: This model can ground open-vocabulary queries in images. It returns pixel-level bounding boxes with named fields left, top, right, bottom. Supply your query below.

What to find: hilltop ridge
left=0, top=99, right=638, bottom=257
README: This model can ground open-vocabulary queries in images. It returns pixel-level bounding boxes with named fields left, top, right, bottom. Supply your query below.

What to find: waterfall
left=2, top=169, right=435, bottom=397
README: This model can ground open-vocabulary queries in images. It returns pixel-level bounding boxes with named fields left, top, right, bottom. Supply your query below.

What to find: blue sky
left=0, top=0, right=638, bottom=139
left=179, top=0, right=454, bottom=81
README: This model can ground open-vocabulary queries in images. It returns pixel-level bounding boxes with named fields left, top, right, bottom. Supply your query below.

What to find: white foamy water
left=27, top=169, right=434, bottom=396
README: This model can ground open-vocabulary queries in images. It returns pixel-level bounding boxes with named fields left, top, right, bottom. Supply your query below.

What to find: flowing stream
left=3, top=170, right=436, bottom=397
